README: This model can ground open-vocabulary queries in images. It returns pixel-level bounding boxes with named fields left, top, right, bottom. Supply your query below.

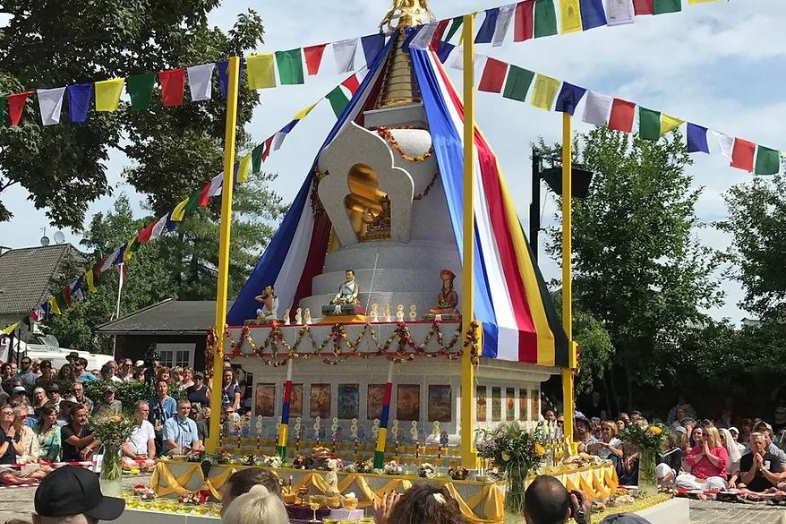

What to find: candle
left=410, top=421, right=418, bottom=443
left=350, top=418, right=358, bottom=441
left=314, top=416, right=321, bottom=442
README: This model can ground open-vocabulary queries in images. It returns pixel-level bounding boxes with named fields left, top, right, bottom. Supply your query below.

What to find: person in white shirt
left=122, top=401, right=156, bottom=471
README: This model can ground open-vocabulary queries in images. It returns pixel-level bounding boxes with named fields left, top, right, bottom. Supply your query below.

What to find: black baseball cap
left=67, top=351, right=80, bottom=360
left=34, top=466, right=125, bottom=520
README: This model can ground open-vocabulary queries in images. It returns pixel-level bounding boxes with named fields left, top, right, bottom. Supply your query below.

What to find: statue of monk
left=427, top=269, right=459, bottom=320
left=254, top=285, right=278, bottom=323
left=331, top=269, right=359, bottom=305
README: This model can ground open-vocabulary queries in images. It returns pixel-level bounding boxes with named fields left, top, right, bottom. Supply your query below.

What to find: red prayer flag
left=7, top=91, right=32, bottom=126
left=342, top=74, right=360, bottom=96
left=608, top=98, right=636, bottom=133
left=63, top=286, right=72, bottom=307
left=261, top=136, right=274, bottom=162
left=478, top=58, right=509, bottom=93
left=304, top=44, right=328, bottom=76
left=731, top=138, right=756, bottom=172
left=430, top=19, right=450, bottom=49
left=514, top=1, right=535, bottom=42
left=158, top=68, right=186, bottom=107
left=198, top=180, right=212, bottom=207
left=633, top=0, right=654, bottom=15
left=137, top=222, right=156, bottom=244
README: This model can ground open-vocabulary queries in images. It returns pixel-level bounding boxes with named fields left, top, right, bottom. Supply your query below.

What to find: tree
left=544, top=128, right=722, bottom=411
left=0, top=2, right=264, bottom=227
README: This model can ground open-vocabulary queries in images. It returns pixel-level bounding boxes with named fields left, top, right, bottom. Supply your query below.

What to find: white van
left=2, top=334, right=114, bottom=370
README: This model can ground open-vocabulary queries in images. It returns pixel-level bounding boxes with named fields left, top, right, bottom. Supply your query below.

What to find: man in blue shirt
left=74, top=357, right=97, bottom=382
left=150, top=380, right=177, bottom=455
left=163, top=399, right=202, bottom=455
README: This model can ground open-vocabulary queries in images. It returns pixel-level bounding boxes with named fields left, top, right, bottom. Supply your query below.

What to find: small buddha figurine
left=383, top=304, right=392, bottom=322
left=322, top=269, right=360, bottom=316
left=409, top=305, right=417, bottom=322
left=282, top=308, right=290, bottom=325
left=427, top=269, right=460, bottom=320
left=304, top=308, right=312, bottom=325
left=294, top=307, right=303, bottom=325
left=370, top=303, right=379, bottom=322
left=254, top=285, right=278, bottom=324
left=395, top=304, right=405, bottom=322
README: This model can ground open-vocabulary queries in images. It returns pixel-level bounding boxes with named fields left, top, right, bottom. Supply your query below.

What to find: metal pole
left=530, top=152, right=541, bottom=262
left=206, top=56, right=241, bottom=453
left=560, top=113, right=575, bottom=443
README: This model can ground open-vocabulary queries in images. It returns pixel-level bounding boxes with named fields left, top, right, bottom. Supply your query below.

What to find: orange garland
left=376, top=126, right=434, bottom=163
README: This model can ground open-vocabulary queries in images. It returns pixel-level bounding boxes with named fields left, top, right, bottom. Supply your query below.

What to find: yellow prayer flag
left=237, top=153, right=252, bottom=184
left=246, top=54, right=277, bottom=90
left=95, top=78, right=125, bottom=111
left=294, top=100, right=319, bottom=121
left=1, top=322, right=19, bottom=336
left=559, top=0, right=583, bottom=34
left=688, top=0, right=718, bottom=4
left=530, top=75, right=561, bottom=111
left=123, top=238, right=136, bottom=264
left=49, top=296, right=61, bottom=316
left=85, top=270, right=96, bottom=292
left=170, top=197, right=190, bottom=222
left=660, top=114, right=684, bottom=136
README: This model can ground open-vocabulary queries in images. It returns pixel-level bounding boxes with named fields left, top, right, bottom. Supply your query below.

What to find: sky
left=1, top=0, right=783, bottom=325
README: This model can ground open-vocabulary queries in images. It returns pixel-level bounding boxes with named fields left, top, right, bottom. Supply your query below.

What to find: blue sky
left=2, top=0, right=783, bottom=324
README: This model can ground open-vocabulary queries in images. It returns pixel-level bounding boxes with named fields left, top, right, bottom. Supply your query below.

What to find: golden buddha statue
left=379, top=0, right=434, bottom=32
left=426, top=269, right=459, bottom=321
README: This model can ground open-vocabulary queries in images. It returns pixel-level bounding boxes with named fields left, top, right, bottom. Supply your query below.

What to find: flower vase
left=637, top=449, right=657, bottom=498
left=505, top=465, right=527, bottom=514
left=99, top=445, right=123, bottom=497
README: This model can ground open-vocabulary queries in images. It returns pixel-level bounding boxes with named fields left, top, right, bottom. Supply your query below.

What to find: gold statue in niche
left=344, top=163, right=391, bottom=241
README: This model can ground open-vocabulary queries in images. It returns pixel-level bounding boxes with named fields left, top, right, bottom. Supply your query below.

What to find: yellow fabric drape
left=530, top=74, right=561, bottom=111
left=95, top=78, right=125, bottom=111
left=246, top=54, right=277, bottom=89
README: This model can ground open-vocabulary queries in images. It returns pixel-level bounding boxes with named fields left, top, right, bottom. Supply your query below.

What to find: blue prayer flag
left=554, top=82, right=587, bottom=115
left=580, top=0, right=608, bottom=30
left=218, top=61, right=229, bottom=99
left=475, top=8, right=499, bottom=44
left=687, top=123, right=710, bottom=154
left=361, top=34, right=386, bottom=66
left=66, top=83, right=93, bottom=123
left=436, top=42, right=456, bottom=63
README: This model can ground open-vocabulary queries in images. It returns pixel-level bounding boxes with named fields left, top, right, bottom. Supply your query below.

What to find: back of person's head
left=227, top=467, right=282, bottom=498
left=221, top=485, right=288, bottom=524
left=524, top=475, right=570, bottom=524
left=387, top=484, right=466, bottom=524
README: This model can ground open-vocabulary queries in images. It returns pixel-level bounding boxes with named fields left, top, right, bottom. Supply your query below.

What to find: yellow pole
left=560, top=112, right=575, bottom=443
left=206, top=56, right=241, bottom=453
left=460, top=13, right=479, bottom=469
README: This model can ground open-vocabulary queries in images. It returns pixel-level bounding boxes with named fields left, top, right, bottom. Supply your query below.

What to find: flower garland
left=413, top=171, right=439, bottom=201
left=376, top=126, right=434, bottom=163
left=464, top=320, right=481, bottom=366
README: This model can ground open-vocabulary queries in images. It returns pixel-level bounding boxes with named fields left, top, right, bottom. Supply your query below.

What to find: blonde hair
left=222, top=485, right=289, bottom=524
left=601, top=421, right=618, bottom=437
left=719, top=428, right=741, bottom=464
left=705, top=426, right=721, bottom=449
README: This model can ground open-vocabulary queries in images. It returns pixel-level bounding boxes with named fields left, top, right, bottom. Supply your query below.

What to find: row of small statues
left=253, top=268, right=460, bottom=324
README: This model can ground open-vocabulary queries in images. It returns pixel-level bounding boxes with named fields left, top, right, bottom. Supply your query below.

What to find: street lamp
left=529, top=151, right=594, bottom=262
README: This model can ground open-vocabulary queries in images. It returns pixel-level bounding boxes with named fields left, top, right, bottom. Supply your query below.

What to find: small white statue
left=391, top=419, right=399, bottom=441
left=304, top=308, right=312, bottom=325
left=256, top=415, right=264, bottom=435
left=283, top=308, right=290, bottom=325
left=395, top=304, right=405, bottom=322
left=409, top=305, right=417, bottom=322
left=372, top=418, right=380, bottom=439
left=294, top=307, right=303, bottom=325
left=325, top=458, right=340, bottom=496
left=410, top=420, right=418, bottom=442
left=314, top=416, right=321, bottom=439
left=350, top=418, right=359, bottom=440
left=370, top=303, right=379, bottom=322
left=383, top=304, right=392, bottom=322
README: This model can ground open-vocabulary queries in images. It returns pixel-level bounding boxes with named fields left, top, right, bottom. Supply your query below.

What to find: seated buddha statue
left=322, top=269, right=362, bottom=316
left=426, top=269, right=460, bottom=321
left=254, top=285, right=278, bottom=324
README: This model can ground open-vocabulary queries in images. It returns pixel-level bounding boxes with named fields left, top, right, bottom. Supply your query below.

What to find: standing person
left=71, top=382, right=94, bottom=416
left=163, top=400, right=202, bottom=455
left=19, top=357, right=37, bottom=386
left=0, top=404, right=19, bottom=464
left=181, top=367, right=195, bottom=390
left=150, top=380, right=176, bottom=455
left=122, top=401, right=156, bottom=471
left=222, top=369, right=241, bottom=412
left=186, top=372, right=210, bottom=408
left=676, top=426, right=728, bottom=490
left=32, top=466, right=125, bottom=523
left=34, top=405, right=61, bottom=462
left=61, top=404, right=99, bottom=461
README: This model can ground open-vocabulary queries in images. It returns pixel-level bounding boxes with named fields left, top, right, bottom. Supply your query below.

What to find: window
left=506, top=388, right=516, bottom=420
left=156, top=343, right=195, bottom=368
left=491, top=387, right=501, bottom=421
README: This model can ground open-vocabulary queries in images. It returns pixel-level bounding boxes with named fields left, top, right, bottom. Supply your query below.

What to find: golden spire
left=379, top=0, right=435, bottom=32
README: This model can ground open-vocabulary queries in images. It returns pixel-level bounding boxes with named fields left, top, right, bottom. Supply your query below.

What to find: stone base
left=321, top=304, right=364, bottom=316
left=636, top=497, right=690, bottom=524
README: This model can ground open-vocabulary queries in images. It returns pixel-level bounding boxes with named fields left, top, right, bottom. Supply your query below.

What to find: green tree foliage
left=544, top=128, right=722, bottom=409
left=0, top=1, right=264, bottom=226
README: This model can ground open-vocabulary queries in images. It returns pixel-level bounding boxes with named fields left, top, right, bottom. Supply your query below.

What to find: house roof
left=0, top=244, right=83, bottom=316
left=96, top=299, right=230, bottom=335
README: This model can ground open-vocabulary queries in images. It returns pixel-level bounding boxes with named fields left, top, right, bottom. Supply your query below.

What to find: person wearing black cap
left=45, top=383, right=62, bottom=410
left=33, top=465, right=125, bottom=524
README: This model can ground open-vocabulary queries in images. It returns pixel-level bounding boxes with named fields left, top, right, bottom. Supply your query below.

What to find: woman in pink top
left=676, top=426, right=728, bottom=490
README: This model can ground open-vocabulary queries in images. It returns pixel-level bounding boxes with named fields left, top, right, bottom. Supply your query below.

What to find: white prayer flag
left=101, top=248, right=120, bottom=273
left=273, top=131, right=288, bottom=151
left=187, top=63, right=215, bottom=102
left=583, top=91, right=614, bottom=127
left=37, top=87, right=66, bottom=126
left=446, top=46, right=465, bottom=70
left=605, top=0, right=635, bottom=26
left=207, top=172, right=224, bottom=198
left=150, top=214, right=170, bottom=240
left=333, top=38, right=359, bottom=74
left=493, top=4, right=516, bottom=47
left=710, top=130, right=734, bottom=159
left=410, top=23, right=438, bottom=49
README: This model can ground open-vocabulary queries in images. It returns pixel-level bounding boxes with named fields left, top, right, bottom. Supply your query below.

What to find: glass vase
left=637, top=448, right=657, bottom=498
left=99, top=445, right=123, bottom=497
left=505, top=464, right=527, bottom=514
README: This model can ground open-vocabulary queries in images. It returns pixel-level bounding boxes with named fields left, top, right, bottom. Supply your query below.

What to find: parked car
left=3, top=333, right=114, bottom=369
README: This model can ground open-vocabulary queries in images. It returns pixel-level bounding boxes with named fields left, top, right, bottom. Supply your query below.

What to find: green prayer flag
left=502, top=66, right=535, bottom=102
left=638, top=107, right=661, bottom=141
left=275, top=48, right=305, bottom=85
left=754, top=145, right=781, bottom=175
left=325, top=86, right=350, bottom=118
left=184, top=189, right=201, bottom=216
left=654, top=0, right=681, bottom=14
left=126, top=73, right=156, bottom=110
left=252, top=144, right=264, bottom=173
left=535, top=0, right=558, bottom=38
left=54, top=291, right=67, bottom=313
left=445, top=16, right=464, bottom=43
left=0, top=96, right=7, bottom=126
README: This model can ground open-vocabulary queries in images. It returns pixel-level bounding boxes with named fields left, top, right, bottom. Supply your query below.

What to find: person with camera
left=524, top=475, right=591, bottom=524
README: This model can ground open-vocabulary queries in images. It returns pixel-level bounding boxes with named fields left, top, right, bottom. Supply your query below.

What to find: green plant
left=619, top=423, right=667, bottom=453
left=83, top=381, right=154, bottom=416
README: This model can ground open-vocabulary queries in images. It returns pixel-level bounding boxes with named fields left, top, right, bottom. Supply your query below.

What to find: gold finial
left=379, top=0, right=435, bottom=33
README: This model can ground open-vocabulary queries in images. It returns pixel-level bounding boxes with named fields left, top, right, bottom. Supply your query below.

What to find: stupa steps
left=322, top=240, right=459, bottom=273
left=298, top=291, right=442, bottom=318
left=310, top=268, right=462, bottom=296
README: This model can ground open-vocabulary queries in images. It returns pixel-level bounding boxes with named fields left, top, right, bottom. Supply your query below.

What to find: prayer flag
left=687, top=123, right=709, bottom=153
left=171, top=197, right=190, bottom=222
left=275, top=49, right=305, bottom=85
left=198, top=180, right=212, bottom=207
left=261, top=136, right=274, bottom=162
left=237, top=153, right=252, bottom=184
left=206, top=173, right=223, bottom=199
left=326, top=86, right=350, bottom=118
left=126, top=73, right=156, bottom=110
left=67, top=83, right=92, bottom=123
left=252, top=144, right=264, bottom=173
left=54, top=291, right=67, bottom=313
left=445, top=17, right=464, bottom=43
left=85, top=270, right=96, bottom=293
left=530, top=74, right=561, bottom=110
left=583, top=91, right=613, bottom=127
left=94, top=78, right=124, bottom=111
left=150, top=214, right=171, bottom=240
left=123, top=238, right=137, bottom=263
left=0, top=97, right=6, bottom=126
left=430, top=19, right=450, bottom=49
left=187, top=63, right=215, bottom=102
left=478, top=58, right=509, bottom=93
left=411, top=23, right=438, bottom=50
left=333, top=39, right=358, bottom=74
left=436, top=42, right=456, bottom=63
left=554, top=82, right=586, bottom=115
left=579, top=0, right=607, bottom=30
left=304, top=44, right=328, bottom=75
left=246, top=53, right=277, bottom=89
left=660, top=113, right=683, bottom=136
left=41, top=302, right=51, bottom=319
left=502, top=65, right=535, bottom=102
left=342, top=74, right=360, bottom=96
left=112, top=245, right=126, bottom=266
left=158, top=68, right=186, bottom=106
left=217, top=61, right=229, bottom=98
left=7, top=91, right=32, bottom=126
left=608, top=98, right=636, bottom=132
left=361, top=34, right=386, bottom=65
left=688, top=0, right=718, bottom=3
left=559, top=0, right=583, bottom=34
left=1, top=322, right=19, bottom=336
left=535, top=0, right=559, bottom=37
left=137, top=221, right=155, bottom=244
left=514, top=1, right=536, bottom=41
left=493, top=4, right=516, bottom=47
left=63, top=285, right=72, bottom=307
left=606, top=0, right=635, bottom=25
left=755, top=146, right=780, bottom=175
left=638, top=107, right=661, bottom=140
left=49, top=295, right=61, bottom=316
left=294, top=100, right=319, bottom=120
left=654, top=0, right=681, bottom=14
left=37, top=87, right=66, bottom=126
left=633, top=0, right=654, bottom=14
left=184, top=189, right=201, bottom=217
left=274, top=120, right=298, bottom=151
left=730, top=138, right=755, bottom=172
left=710, top=130, right=734, bottom=159
left=476, top=8, right=500, bottom=44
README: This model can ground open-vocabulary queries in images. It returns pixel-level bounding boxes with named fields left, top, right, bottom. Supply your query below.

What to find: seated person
left=163, top=400, right=202, bottom=455
left=731, top=432, right=785, bottom=491
left=122, top=401, right=156, bottom=471
left=93, top=385, right=122, bottom=418
left=61, top=404, right=99, bottom=462
left=34, top=405, right=61, bottom=462
left=254, top=285, right=278, bottom=323
left=588, top=420, right=623, bottom=465
left=676, top=426, right=728, bottom=491
left=573, top=412, right=598, bottom=453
